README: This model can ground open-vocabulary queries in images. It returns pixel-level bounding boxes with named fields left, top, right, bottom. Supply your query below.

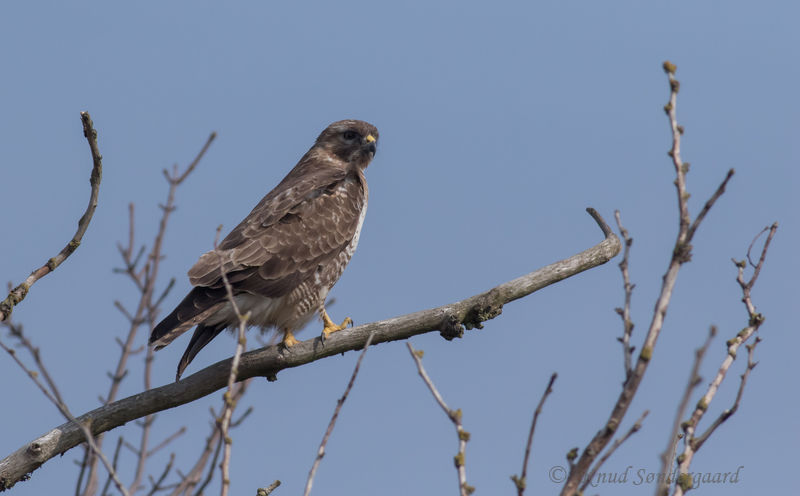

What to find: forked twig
left=580, top=410, right=649, bottom=493
left=671, top=224, right=776, bottom=496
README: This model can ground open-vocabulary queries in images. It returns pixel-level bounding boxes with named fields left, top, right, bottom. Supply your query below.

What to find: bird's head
left=315, top=119, right=379, bottom=169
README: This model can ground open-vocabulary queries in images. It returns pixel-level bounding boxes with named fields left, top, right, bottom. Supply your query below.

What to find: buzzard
left=150, top=120, right=379, bottom=379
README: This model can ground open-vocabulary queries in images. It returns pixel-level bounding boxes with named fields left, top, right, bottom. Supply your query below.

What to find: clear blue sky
left=1, top=1, right=796, bottom=494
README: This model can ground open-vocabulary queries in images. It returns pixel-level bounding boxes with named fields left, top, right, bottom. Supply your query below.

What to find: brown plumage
left=149, top=119, right=378, bottom=379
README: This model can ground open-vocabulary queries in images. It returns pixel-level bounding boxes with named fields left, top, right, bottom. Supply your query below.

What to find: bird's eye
left=342, top=130, right=358, bottom=141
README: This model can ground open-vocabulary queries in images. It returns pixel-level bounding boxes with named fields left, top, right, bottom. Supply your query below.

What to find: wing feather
left=188, top=164, right=366, bottom=300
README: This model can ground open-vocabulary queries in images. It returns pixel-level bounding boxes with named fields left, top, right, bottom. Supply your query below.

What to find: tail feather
left=176, top=324, right=227, bottom=380
left=150, top=286, right=226, bottom=349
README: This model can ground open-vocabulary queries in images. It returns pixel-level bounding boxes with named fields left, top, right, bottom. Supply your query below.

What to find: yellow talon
left=282, top=330, right=299, bottom=348
left=321, top=308, right=352, bottom=339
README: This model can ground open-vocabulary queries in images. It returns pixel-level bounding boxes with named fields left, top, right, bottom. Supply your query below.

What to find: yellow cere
left=365, top=134, right=376, bottom=143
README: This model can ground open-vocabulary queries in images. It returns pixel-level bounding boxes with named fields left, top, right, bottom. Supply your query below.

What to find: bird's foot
left=321, top=309, right=352, bottom=340
left=281, top=330, right=299, bottom=348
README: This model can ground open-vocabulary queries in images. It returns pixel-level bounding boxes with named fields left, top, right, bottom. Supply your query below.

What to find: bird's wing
left=187, top=167, right=366, bottom=298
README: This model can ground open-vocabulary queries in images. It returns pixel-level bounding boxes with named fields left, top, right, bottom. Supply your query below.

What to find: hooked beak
left=363, top=134, right=377, bottom=156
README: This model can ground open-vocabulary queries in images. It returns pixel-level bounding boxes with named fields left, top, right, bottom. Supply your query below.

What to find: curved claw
left=321, top=309, right=352, bottom=340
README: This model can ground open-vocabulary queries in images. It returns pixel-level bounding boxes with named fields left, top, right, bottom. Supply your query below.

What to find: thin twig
left=580, top=410, right=649, bottom=493
left=407, top=343, right=473, bottom=496
left=211, top=224, right=251, bottom=496
left=303, top=333, right=375, bottom=496
left=230, top=407, right=254, bottom=428
left=2, top=321, right=67, bottom=406
left=174, top=132, right=216, bottom=185
left=145, top=453, right=175, bottom=496
left=0, top=112, right=103, bottom=322
left=75, top=445, right=88, bottom=496
left=169, top=381, right=250, bottom=496
left=614, top=211, right=635, bottom=379
left=100, top=437, right=124, bottom=496
left=193, top=432, right=224, bottom=496
left=686, top=169, right=735, bottom=241
left=657, top=326, right=716, bottom=496
left=511, top=373, right=557, bottom=496
left=742, top=223, right=778, bottom=292
left=168, top=418, right=223, bottom=496
left=147, top=427, right=187, bottom=458
left=692, top=338, right=760, bottom=451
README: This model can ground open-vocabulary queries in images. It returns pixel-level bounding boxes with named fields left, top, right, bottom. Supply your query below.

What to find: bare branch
left=100, top=437, right=124, bottom=496
left=686, top=169, right=735, bottom=241
left=170, top=381, right=249, bottom=496
left=580, top=410, right=649, bottom=493
left=230, top=407, right=254, bottom=428
left=147, top=427, right=187, bottom=458
left=2, top=321, right=67, bottom=406
left=561, top=62, right=735, bottom=495
left=192, top=433, right=223, bottom=496
left=511, top=373, right=557, bottom=496
left=0, top=112, right=103, bottom=322
left=407, top=343, right=473, bottom=496
left=212, top=225, right=251, bottom=496
left=671, top=224, right=776, bottom=496
left=0, top=208, right=619, bottom=489
left=614, top=210, right=635, bottom=379
left=169, top=426, right=221, bottom=496
left=692, top=338, right=759, bottom=451
left=0, top=332, right=129, bottom=496
left=172, top=132, right=216, bottom=185
left=303, top=333, right=375, bottom=496
left=657, top=326, right=716, bottom=496
left=742, top=222, right=778, bottom=292
left=146, top=453, right=175, bottom=496
left=82, top=131, right=216, bottom=496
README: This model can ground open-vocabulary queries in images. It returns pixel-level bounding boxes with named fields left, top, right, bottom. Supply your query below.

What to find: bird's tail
left=149, top=286, right=226, bottom=350
left=176, top=324, right=227, bottom=380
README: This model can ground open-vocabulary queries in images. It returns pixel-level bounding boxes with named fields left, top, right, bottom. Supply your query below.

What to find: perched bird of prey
left=150, top=119, right=378, bottom=380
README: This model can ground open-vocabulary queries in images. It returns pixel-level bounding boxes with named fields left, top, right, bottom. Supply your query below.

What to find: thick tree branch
left=0, top=208, right=619, bottom=490
left=0, top=112, right=103, bottom=322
